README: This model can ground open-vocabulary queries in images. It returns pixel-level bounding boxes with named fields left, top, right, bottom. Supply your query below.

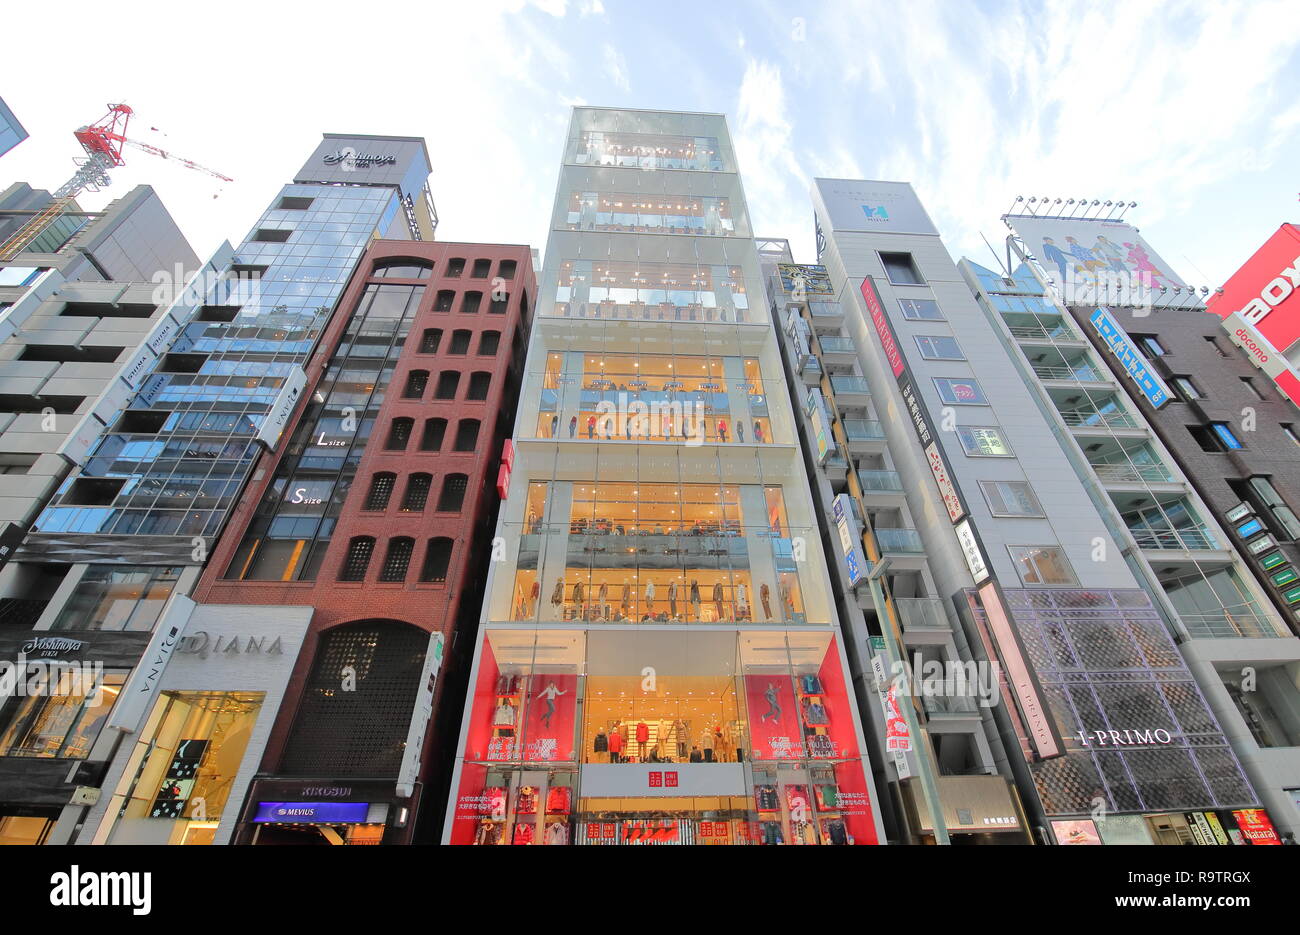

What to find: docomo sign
left=1208, top=224, right=1300, bottom=352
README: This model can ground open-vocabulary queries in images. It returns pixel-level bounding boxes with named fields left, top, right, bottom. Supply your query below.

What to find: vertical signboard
left=976, top=581, right=1062, bottom=759
left=397, top=631, right=445, bottom=798
left=106, top=595, right=195, bottom=733
left=255, top=367, right=308, bottom=450
left=832, top=494, right=865, bottom=587
left=1087, top=307, right=1171, bottom=407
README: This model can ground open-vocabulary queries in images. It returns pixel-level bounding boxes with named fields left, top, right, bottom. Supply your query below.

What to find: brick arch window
left=420, top=417, right=447, bottom=451
left=467, top=371, right=491, bottom=400
left=435, top=371, right=460, bottom=399
left=453, top=419, right=480, bottom=451
left=372, top=258, right=432, bottom=279
left=419, top=328, right=442, bottom=353
left=446, top=257, right=466, bottom=277
left=385, top=417, right=414, bottom=449
left=434, top=290, right=455, bottom=312
left=421, top=537, right=454, bottom=583
left=379, top=537, right=415, bottom=582
left=438, top=473, right=468, bottom=512
left=364, top=472, right=396, bottom=511
left=449, top=329, right=472, bottom=354
left=400, top=473, right=433, bottom=511
left=478, top=330, right=501, bottom=355
left=339, top=536, right=376, bottom=581
left=402, top=369, right=429, bottom=399
left=461, top=291, right=482, bottom=314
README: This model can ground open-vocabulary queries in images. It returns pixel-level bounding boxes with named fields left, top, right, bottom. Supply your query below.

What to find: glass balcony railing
left=807, top=301, right=844, bottom=319
left=829, top=374, right=871, bottom=396
left=858, top=469, right=903, bottom=492
left=842, top=420, right=885, bottom=442
left=1090, top=462, right=1177, bottom=483
left=818, top=336, right=857, bottom=354
left=1058, top=409, right=1140, bottom=429
left=895, top=597, right=949, bottom=632
left=1128, top=526, right=1220, bottom=551
left=1006, top=322, right=1079, bottom=341
left=922, top=694, right=981, bottom=716
left=1179, top=610, right=1285, bottom=639
left=876, top=527, right=925, bottom=553
left=1032, top=363, right=1108, bottom=382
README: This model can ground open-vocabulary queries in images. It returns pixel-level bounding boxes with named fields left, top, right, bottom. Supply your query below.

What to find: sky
left=4, top=0, right=1299, bottom=286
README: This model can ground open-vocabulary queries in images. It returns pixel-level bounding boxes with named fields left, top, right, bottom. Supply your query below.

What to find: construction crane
left=0, top=103, right=232, bottom=261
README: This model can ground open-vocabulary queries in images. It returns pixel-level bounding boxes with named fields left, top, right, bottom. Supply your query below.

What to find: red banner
left=744, top=675, right=804, bottom=759
left=522, top=674, right=578, bottom=762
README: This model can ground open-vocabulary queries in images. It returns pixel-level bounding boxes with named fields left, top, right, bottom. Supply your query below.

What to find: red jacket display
left=607, top=730, right=624, bottom=753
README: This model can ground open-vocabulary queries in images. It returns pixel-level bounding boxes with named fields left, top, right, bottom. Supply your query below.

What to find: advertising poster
left=833, top=759, right=880, bottom=845
left=1232, top=808, right=1282, bottom=845
left=1051, top=819, right=1102, bottom=845
left=521, top=674, right=578, bottom=762
left=1206, top=223, right=1300, bottom=352
left=743, top=676, right=805, bottom=759
left=813, top=635, right=861, bottom=760
left=1006, top=215, right=1188, bottom=303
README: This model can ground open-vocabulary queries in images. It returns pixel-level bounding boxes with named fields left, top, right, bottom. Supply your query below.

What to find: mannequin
left=700, top=724, right=715, bottom=762
left=736, top=421, right=744, bottom=443
left=753, top=420, right=764, bottom=443
left=607, top=724, right=624, bottom=763
left=668, top=580, right=678, bottom=619
left=781, top=580, right=795, bottom=619
left=759, top=681, right=782, bottom=724
left=568, top=416, right=578, bottom=438
left=549, top=414, right=558, bottom=437
left=635, top=720, right=649, bottom=758
left=760, top=583, right=772, bottom=620
left=645, top=580, right=656, bottom=614
left=535, top=680, right=567, bottom=729
left=527, top=579, right=540, bottom=617
left=597, top=582, right=609, bottom=620
left=736, top=582, right=748, bottom=620
left=712, top=581, right=724, bottom=620
left=572, top=580, right=585, bottom=614
left=551, top=577, right=565, bottom=619
left=717, top=418, right=728, bottom=443
left=586, top=414, right=596, bottom=438
left=620, top=582, right=632, bottom=617
left=689, top=579, right=702, bottom=619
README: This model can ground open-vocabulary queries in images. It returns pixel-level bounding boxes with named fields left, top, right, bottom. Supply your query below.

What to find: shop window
left=102, top=691, right=265, bottom=844
left=435, top=371, right=460, bottom=399
left=339, top=536, right=376, bottom=581
left=453, top=419, right=481, bottom=451
left=419, top=328, right=443, bottom=353
left=0, top=671, right=127, bottom=758
left=461, top=291, right=482, bottom=314
left=420, top=418, right=447, bottom=451
left=1008, top=546, right=1077, bottom=586
left=364, top=473, right=396, bottom=511
left=471, top=259, right=492, bottom=279
left=434, top=290, right=455, bottom=312
left=438, top=474, right=468, bottom=512
left=467, top=371, right=491, bottom=400
left=449, top=330, right=472, bottom=354
left=498, top=259, right=517, bottom=281
left=402, top=369, right=429, bottom=399
left=421, top=537, right=453, bottom=582
left=446, top=258, right=466, bottom=278
left=881, top=252, right=923, bottom=285
left=478, top=330, right=501, bottom=355
left=0, top=816, right=53, bottom=845
left=385, top=417, right=414, bottom=450
left=379, top=537, right=415, bottom=582
left=400, top=474, right=432, bottom=512
left=489, top=294, right=508, bottom=315
left=372, top=258, right=432, bottom=279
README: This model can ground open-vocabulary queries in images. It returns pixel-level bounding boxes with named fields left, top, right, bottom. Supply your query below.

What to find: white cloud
left=734, top=60, right=811, bottom=243
left=603, top=44, right=632, bottom=93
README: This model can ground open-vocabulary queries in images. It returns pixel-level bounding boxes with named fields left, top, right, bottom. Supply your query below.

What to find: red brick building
left=192, top=240, right=534, bottom=843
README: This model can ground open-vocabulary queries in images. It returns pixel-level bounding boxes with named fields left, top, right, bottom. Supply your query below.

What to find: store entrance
left=576, top=795, right=749, bottom=845
left=583, top=674, right=742, bottom=764
left=250, top=822, right=385, bottom=845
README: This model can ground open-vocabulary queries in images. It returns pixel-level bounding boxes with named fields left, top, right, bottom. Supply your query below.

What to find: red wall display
left=743, top=675, right=805, bottom=760
left=522, top=674, right=578, bottom=762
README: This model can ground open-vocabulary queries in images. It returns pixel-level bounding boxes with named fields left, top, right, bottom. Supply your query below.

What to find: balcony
left=877, top=527, right=925, bottom=553
left=1031, top=363, right=1111, bottom=384
left=829, top=374, right=871, bottom=409
left=1058, top=408, right=1142, bottom=431
left=895, top=597, right=951, bottom=646
left=858, top=469, right=907, bottom=505
left=807, top=300, right=845, bottom=332
left=1090, top=462, right=1178, bottom=485
left=922, top=694, right=982, bottom=718
left=1006, top=322, right=1083, bottom=344
left=1128, top=526, right=1220, bottom=552
left=1180, top=611, right=1286, bottom=640
left=818, top=335, right=859, bottom=366
left=843, top=419, right=887, bottom=454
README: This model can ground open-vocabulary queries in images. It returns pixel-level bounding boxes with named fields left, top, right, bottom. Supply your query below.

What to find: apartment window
left=420, top=418, right=447, bottom=451
left=364, top=472, right=396, bottom=511
left=1009, top=546, right=1078, bottom=586
left=478, top=331, right=501, bottom=355
left=1186, top=424, right=1221, bottom=452
left=1248, top=476, right=1300, bottom=540
left=467, top=371, right=491, bottom=400
left=1282, top=424, right=1300, bottom=447
left=1241, top=376, right=1267, bottom=400
left=276, top=196, right=314, bottom=210
left=435, top=371, right=460, bottom=399
left=915, top=335, right=964, bottom=360
left=0, top=672, right=127, bottom=758
left=438, top=474, right=468, bottom=512
left=339, top=536, right=376, bottom=581
left=1204, top=335, right=1230, bottom=358
left=449, top=330, right=472, bottom=355
left=402, top=369, right=429, bottom=399
left=1210, top=421, right=1244, bottom=450
left=471, top=259, right=492, bottom=279
left=980, top=480, right=1044, bottom=517
left=434, top=290, right=455, bottom=313
left=498, top=259, right=517, bottom=281
left=1172, top=376, right=1203, bottom=400
left=934, top=377, right=987, bottom=405
left=489, top=294, right=509, bottom=315
left=898, top=298, right=943, bottom=321
left=957, top=426, right=1014, bottom=457
left=419, top=328, right=443, bottom=354
left=461, top=292, right=482, bottom=314
left=446, top=258, right=465, bottom=278
left=880, top=252, right=923, bottom=285
left=385, top=417, right=414, bottom=450
left=454, top=419, right=481, bottom=451
left=1134, top=335, right=1166, bottom=357
left=420, top=537, right=454, bottom=583
left=400, top=474, right=432, bottom=512
left=379, top=537, right=415, bottom=582
left=372, top=259, right=432, bottom=279
left=252, top=228, right=291, bottom=243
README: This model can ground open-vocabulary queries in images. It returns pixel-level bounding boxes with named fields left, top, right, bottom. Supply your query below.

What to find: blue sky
left=5, top=0, right=1298, bottom=284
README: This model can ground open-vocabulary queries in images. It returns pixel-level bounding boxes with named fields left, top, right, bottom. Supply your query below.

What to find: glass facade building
left=444, top=109, right=885, bottom=845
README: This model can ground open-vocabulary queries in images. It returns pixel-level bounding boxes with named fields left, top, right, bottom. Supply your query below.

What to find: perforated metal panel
left=279, top=620, right=428, bottom=777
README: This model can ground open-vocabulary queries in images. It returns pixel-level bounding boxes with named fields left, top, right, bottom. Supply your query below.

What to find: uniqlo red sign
left=700, top=821, right=714, bottom=836
left=586, top=824, right=601, bottom=840
left=602, top=823, right=615, bottom=839
left=664, top=771, right=678, bottom=787
left=648, top=771, right=662, bottom=787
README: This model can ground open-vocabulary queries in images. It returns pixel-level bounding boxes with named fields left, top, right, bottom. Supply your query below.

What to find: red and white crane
left=0, top=103, right=232, bottom=260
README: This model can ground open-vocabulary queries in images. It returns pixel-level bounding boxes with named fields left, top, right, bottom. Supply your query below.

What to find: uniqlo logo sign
left=648, top=771, right=662, bottom=787
left=1208, top=224, right=1300, bottom=352
left=664, top=771, right=678, bottom=787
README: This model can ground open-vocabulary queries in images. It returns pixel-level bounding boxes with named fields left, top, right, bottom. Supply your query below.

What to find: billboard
left=1086, top=307, right=1172, bottom=407
left=1006, top=215, right=1188, bottom=305
left=813, top=179, right=939, bottom=236
left=1207, top=224, right=1300, bottom=356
